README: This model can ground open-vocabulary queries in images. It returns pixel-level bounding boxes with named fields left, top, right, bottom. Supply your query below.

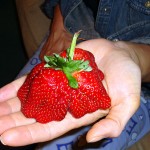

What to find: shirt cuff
left=130, top=37, right=150, bottom=45
left=41, top=0, right=59, bottom=19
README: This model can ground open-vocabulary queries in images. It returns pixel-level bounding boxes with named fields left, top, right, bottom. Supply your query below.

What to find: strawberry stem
left=44, top=31, right=92, bottom=89
left=68, top=30, right=81, bottom=61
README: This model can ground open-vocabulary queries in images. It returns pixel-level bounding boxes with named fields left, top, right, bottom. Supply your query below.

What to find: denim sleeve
left=130, top=37, right=150, bottom=45
left=41, top=0, right=59, bottom=19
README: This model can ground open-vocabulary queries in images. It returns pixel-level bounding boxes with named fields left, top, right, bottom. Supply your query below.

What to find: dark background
left=0, top=0, right=28, bottom=88
left=0, top=0, right=36, bottom=149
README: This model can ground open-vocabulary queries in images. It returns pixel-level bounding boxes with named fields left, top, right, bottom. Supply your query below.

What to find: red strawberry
left=68, top=59, right=110, bottom=118
left=18, top=68, right=71, bottom=123
left=17, top=31, right=111, bottom=123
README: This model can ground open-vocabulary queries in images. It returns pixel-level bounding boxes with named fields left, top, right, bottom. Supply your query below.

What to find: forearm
left=133, top=44, right=150, bottom=82
left=40, top=3, right=72, bottom=59
left=115, top=41, right=150, bottom=82
left=50, top=4, right=65, bottom=32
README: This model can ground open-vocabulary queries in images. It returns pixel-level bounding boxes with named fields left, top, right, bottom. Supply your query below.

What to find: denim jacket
left=43, top=0, right=150, bottom=44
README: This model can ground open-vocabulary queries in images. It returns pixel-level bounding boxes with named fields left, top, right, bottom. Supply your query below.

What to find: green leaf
left=44, top=56, right=50, bottom=63
left=44, top=55, right=57, bottom=67
left=78, top=60, right=92, bottom=71
left=43, top=31, right=93, bottom=89
left=63, top=69, right=78, bottom=89
left=44, top=64, right=51, bottom=68
left=84, top=66, right=92, bottom=71
left=54, top=54, right=66, bottom=66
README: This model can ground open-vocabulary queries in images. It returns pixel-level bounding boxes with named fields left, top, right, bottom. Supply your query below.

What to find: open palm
left=0, top=39, right=141, bottom=146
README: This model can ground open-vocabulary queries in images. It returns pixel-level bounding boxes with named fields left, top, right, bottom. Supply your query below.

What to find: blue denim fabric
left=41, top=0, right=59, bottom=19
left=43, top=0, right=150, bottom=44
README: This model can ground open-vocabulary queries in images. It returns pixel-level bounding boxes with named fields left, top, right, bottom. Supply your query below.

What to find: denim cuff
left=41, top=0, right=59, bottom=19
left=130, top=37, right=150, bottom=45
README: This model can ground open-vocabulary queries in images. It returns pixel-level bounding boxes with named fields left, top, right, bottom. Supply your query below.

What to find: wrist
left=115, top=41, right=150, bottom=82
left=51, top=4, right=65, bottom=32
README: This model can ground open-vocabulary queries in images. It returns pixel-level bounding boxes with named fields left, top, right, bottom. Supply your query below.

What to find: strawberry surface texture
left=17, top=32, right=111, bottom=123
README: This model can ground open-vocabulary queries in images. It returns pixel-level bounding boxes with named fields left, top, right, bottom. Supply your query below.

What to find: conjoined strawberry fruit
left=17, top=32, right=111, bottom=123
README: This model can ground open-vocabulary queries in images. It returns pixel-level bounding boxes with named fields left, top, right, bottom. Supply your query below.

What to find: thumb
left=86, top=96, right=140, bottom=142
left=0, top=76, right=26, bottom=102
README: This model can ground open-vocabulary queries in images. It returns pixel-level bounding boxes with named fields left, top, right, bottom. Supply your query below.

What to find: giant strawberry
left=17, top=31, right=111, bottom=123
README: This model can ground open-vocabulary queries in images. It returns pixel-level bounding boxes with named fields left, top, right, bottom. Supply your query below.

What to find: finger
left=1, top=122, right=50, bottom=146
left=1, top=118, right=75, bottom=146
left=0, top=76, right=26, bottom=102
left=0, top=112, right=36, bottom=135
left=1, top=110, right=109, bottom=146
left=86, top=95, right=140, bottom=142
left=0, top=97, right=21, bottom=117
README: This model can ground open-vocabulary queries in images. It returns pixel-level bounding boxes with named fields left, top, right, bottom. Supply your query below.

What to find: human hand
left=0, top=75, right=108, bottom=146
left=0, top=39, right=142, bottom=146
left=40, top=4, right=72, bottom=60
left=40, top=29, right=72, bottom=60
left=76, top=39, right=141, bottom=142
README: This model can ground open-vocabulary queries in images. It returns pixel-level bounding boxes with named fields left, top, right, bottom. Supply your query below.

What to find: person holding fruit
left=0, top=0, right=150, bottom=150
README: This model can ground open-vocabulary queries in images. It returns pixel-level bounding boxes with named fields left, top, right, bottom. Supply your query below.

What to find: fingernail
left=0, top=137, right=6, bottom=145
left=88, top=136, right=103, bottom=143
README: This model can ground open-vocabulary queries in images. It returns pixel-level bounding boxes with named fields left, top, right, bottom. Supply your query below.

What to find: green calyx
left=44, top=31, right=92, bottom=89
